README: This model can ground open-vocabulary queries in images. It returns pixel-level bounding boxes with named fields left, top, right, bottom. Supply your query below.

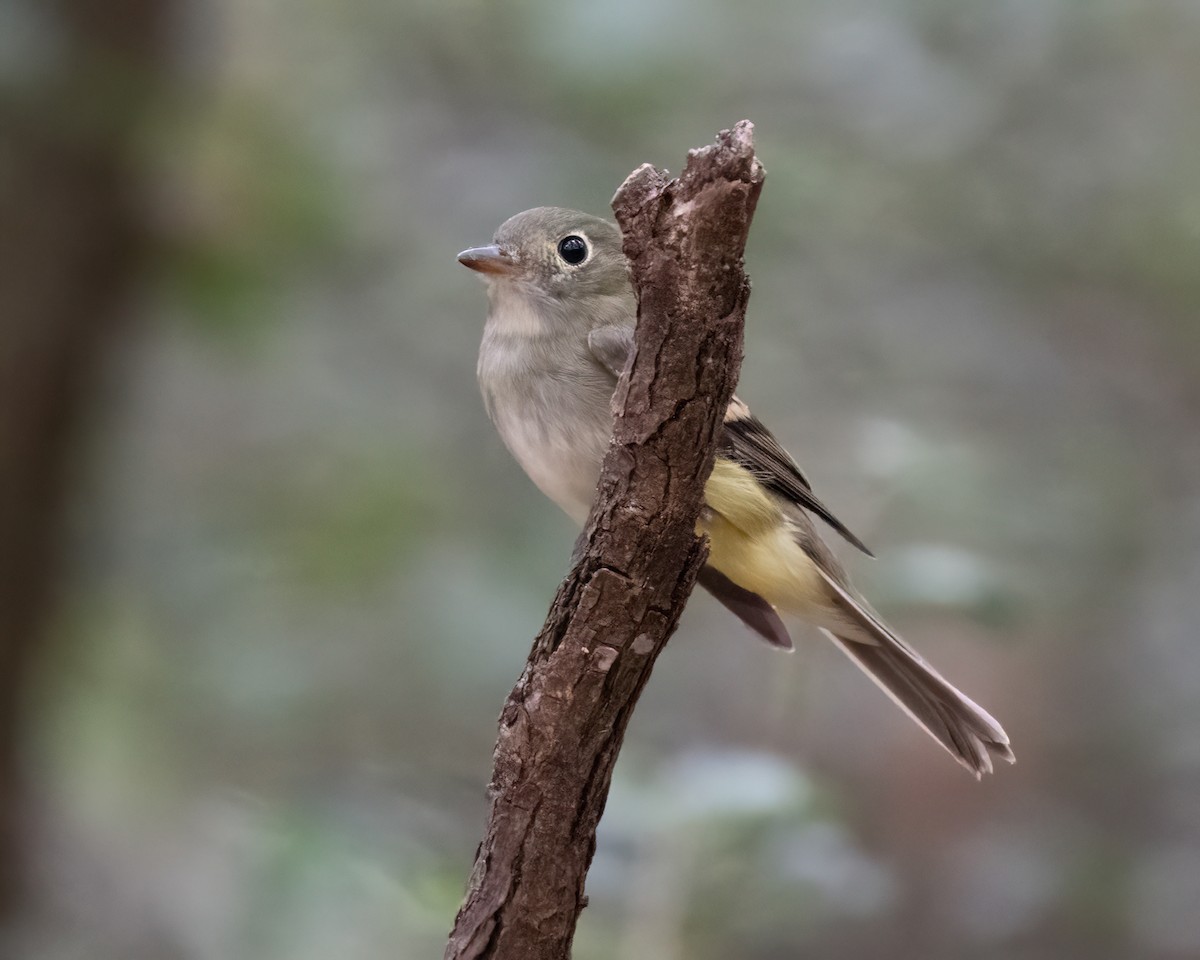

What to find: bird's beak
left=457, top=244, right=515, bottom=276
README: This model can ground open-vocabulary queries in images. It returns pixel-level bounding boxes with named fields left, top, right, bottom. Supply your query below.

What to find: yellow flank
left=699, top=458, right=829, bottom=616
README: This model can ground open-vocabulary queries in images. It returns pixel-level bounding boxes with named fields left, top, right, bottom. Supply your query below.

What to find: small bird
left=459, top=206, right=1013, bottom=777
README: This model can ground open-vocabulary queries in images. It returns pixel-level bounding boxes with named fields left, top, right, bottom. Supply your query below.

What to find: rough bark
left=444, top=122, right=765, bottom=960
left=0, top=0, right=171, bottom=919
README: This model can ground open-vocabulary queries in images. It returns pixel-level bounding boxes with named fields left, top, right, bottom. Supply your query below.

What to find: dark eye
left=557, top=235, right=588, bottom=265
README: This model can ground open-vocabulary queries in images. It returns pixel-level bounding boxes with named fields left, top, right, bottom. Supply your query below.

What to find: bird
left=458, top=206, right=1014, bottom=777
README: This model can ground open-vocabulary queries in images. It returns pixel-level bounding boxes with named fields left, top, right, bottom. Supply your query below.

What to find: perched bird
left=459, top=206, right=1013, bottom=777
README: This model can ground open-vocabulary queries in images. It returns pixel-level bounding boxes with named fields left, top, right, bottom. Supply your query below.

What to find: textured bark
left=444, top=122, right=765, bottom=960
left=0, top=0, right=170, bottom=919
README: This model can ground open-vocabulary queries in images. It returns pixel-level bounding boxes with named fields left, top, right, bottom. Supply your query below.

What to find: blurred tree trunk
left=444, top=124, right=763, bottom=960
left=0, top=0, right=171, bottom=920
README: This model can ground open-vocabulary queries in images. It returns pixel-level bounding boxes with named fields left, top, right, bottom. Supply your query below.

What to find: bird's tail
left=814, top=567, right=1014, bottom=778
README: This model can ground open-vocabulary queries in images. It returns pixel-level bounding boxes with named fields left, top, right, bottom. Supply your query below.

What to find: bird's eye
left=557, top=235, right=588, bottom=265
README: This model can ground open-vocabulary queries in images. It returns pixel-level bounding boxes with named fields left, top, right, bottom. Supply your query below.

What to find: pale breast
left=478, top=332, right=616, bottom=524
left=491, top=403, right=610, bottom=522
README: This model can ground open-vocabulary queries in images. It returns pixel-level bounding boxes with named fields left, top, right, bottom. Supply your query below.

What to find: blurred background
left=3, top=0, right=1199, bottom=958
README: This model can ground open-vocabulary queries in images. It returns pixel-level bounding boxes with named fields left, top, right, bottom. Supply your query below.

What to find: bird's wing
left=586, top=323, right=872, bottom=555
left=589, top=326, right=787, bottom=648
left=697, top=566, right=794, bottom=650
left=586, top=324, right=635, bottom=379
left=720, top=400, right=873, bottom=556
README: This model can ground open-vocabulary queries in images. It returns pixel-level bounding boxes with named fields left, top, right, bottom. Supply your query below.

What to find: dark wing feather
left=697, top=566, right=793, bottom=650
left=587, top=324, right=871, bottom=556
left=721, top=399, right=874, bottom=556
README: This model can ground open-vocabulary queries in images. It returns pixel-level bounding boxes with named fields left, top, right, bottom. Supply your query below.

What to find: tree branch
left=444, top=122, right=765, bottom=960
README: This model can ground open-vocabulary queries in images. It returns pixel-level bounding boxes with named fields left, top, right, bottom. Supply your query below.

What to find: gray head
left=457, top=207, right=630, bottom=302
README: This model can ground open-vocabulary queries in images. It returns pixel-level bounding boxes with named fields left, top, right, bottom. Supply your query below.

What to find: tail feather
left=812, top=567, right=1014, bottom=778
left=822, top=629, right=1013, bottom=777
